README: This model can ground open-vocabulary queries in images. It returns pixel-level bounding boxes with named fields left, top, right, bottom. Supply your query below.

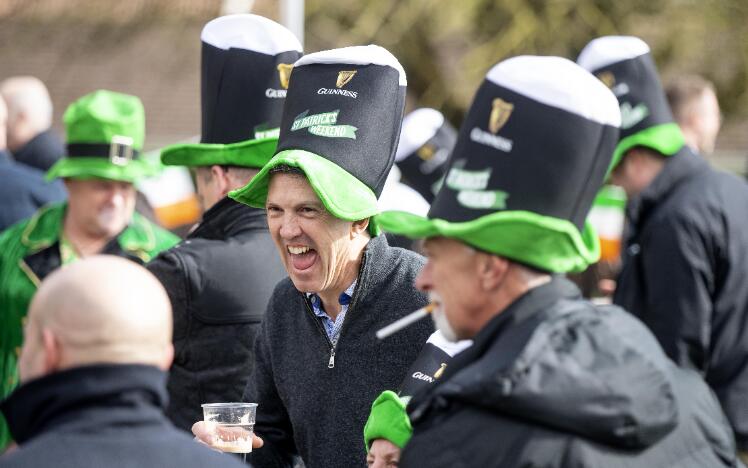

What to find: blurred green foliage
left=305, top=0, right=748, bottom=126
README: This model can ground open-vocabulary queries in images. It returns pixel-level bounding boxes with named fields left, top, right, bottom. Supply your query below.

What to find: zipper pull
left=328, top=348, right=335, bottom=368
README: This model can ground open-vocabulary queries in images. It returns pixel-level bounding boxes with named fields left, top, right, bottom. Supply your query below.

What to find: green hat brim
left=160, top=137, right=279, bottom=168
left=229, top=149, right=382, bottom=235
left=376, top=209, right=601, bottom=273
left=46, top=157, right=155, bottom=183
left=608, top=123, right=685, bottom=176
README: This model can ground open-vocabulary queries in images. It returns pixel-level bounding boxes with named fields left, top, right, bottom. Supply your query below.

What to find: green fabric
left=229, top=149, right=382, bottom=235
left=64, top=90, right=145, bottom=149
left=0, top=203, right=178, bottom=450
left=376, top=209, right=601, bottom=273
left=48, top=90, right=151, bottom=182
left=160, top=136, right=279, bottom=168
left=593, top=184, right=627, bottom=210
left=46, top=157, right=155, bottom=183
left=363, top=390, right=413, bottom=451
left=608, top=123, right=685, bottom=175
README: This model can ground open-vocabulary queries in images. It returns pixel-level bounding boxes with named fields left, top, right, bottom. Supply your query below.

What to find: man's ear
left=350, top=218, right=370, bottom=238
left=210, top=165, right=232, bottom=197
left=478, top=254, right=509, bottom=291
left=41, top=328, right=61, bottom=374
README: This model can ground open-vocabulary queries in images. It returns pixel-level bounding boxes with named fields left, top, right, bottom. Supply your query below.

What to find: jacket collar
left=628, top=146, right=708, bottom=227
left=12, top=129, right=64, bottom=166
left=21, top=203, right=160, bottom=259
left=189, top=196, right=268, bottom=241
left=439, top=276, right=579, bottom=383
left=19, top=204, right=162, bottom=285
left=1, top=364, right=169, bottom=444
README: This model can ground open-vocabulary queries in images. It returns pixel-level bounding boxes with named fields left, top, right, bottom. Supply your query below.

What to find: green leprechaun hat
left=377, top=56, right=621, bottom=273
left=577, top=36, right=685, bottom=173
left=46, top=89, right=153, bottom=183
left=160, top=14, right=302, bottom=168
left=230, top=44, right=407, bottom=235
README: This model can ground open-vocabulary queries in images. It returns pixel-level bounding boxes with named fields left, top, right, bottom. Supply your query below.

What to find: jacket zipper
left=301, top=249, right=368, bottom=369
left=303, top=299, right=337, bottom=368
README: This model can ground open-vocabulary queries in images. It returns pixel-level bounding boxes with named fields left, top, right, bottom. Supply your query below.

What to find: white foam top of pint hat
left=486, top=55, right=621, bottom=127
left=294, top=45, right=407, bottom=86
left=202, top=14, right=303, bottom=54
left=395, top=108, right=445, bottom=162
left=577, top=36, right=650, bottom=72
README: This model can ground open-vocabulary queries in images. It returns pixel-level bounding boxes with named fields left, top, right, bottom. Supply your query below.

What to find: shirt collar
left=306, top=280, right=357, bottom=307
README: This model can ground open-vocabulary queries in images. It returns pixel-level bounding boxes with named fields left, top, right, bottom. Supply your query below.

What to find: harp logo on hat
left=596, top=70, right=630, bottom=97
left=489, top=98, right=514, bottom=134
left=291, top=109, right=358, bottom=139
left=317, top=70, right=359, bottom=98
left=278, top=64, right=294, bottom=89
left=471, top=98, right=515, bottom=152
left=336, top=70, right=357, bottom=88
left=266, top=64, right=294, bottom=99
left=597, top=71, right=616, bottom=89
left=417, top=144, right=436, bottom=161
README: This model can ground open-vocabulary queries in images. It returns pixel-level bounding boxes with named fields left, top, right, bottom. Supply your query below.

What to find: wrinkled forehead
left=423, top=236, right=477, bottom=255
left=267, top=171, right=324, bottom=207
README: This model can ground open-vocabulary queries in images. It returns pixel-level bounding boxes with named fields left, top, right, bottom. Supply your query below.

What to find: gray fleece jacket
left=244, top=235, right=433, bottom=468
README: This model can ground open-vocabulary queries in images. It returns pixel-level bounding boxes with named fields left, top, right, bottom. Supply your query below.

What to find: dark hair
left=268, top=164, right=306, bottom=176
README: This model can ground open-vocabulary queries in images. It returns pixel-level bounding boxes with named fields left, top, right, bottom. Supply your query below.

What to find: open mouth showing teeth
left=287, top=245, right=317, bottom=271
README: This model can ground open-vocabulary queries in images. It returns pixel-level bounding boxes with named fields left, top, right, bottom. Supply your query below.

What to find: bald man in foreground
left=0, top=256, right=246, bottom=468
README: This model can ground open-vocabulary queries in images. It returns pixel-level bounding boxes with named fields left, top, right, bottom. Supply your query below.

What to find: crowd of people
left=1, top=13, right=747, bottom=468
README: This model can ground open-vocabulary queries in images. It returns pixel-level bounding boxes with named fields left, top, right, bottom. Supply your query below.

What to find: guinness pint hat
left=394, top=108, right=457, bottom=202
left=378, top=56, right=621, bottom=273
left=47, top=89, right=153, bottom=183
left=230, top=45, right=407, bottom=233
left=577, top=36, right=684, bottom=172
left=161, top=14, right=303, bottom=167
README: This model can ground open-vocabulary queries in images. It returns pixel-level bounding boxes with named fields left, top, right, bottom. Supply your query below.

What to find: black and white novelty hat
left=161, top=14, right=303, bottom=168
left=577, top=36, right=684, bottom=171
left=394, top=108, right=457, bottom=202
left=231, top=45, right=407, bottom=234
left=378, top=56, right=621, bottom=273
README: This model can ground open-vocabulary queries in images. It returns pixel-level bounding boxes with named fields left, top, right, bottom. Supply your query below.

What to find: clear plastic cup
left=201, top=402, right=258, bottom=456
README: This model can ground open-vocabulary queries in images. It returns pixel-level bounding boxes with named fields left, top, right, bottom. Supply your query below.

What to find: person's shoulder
left=268, top=276, right=299, bottom=302
left=368, top=236, right=425, bottom=275
left=123, top=213, right=180, bottom=260
left=0, top=203, right=62, bottom=250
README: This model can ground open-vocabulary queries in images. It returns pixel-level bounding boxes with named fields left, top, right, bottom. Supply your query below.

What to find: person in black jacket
left=193, top=45, right=434, bottom=468
left=377, top=55, right=741, bottom=467
left=145, top=14, right=300, bottom=431
left=0, top=255, right=246, bottom=468
left=0, top=95, right=65, bottom=231
left=0, top=76, right=65, bottom=171
left=578, top=36, right=748, bottom=461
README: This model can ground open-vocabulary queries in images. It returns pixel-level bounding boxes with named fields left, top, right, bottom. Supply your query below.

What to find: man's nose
left=278, top=215, right=302, bottom=240
left=415, top=261, right=433, bottom=292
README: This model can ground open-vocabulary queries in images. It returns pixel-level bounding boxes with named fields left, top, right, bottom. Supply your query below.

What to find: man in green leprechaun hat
left=146, top=14, right=299, bottom=431
left=0, top=89, right=178, bottom=450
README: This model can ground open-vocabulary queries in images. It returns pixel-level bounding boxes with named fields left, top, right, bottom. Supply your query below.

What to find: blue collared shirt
left=307, top=281, right=356, bottom=344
